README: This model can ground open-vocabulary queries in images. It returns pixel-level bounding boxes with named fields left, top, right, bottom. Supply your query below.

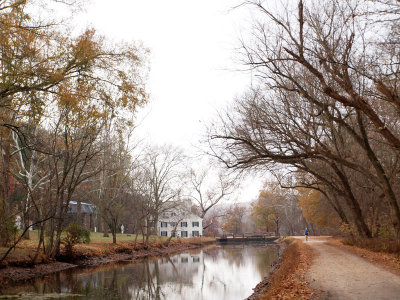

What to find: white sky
left=78, top=0, right=264, bottom=203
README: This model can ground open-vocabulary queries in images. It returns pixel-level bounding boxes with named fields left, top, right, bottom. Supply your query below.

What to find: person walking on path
left=305, top=227, right=309, bottom=241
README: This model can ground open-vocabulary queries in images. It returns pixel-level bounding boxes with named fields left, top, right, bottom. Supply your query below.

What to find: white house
left=158, top=212, right=203, bottom=237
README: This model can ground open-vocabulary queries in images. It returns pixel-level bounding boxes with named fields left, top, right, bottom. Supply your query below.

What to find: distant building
left=158, top=212, right=203, bottom=237
left=66, top=201, right=97, bottom=231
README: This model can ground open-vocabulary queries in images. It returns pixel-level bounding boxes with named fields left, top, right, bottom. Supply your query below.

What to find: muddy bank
left=74, top=243, right=204, bottom=266
left=0, top=262, right=76, bottom=287
left=0, top=242, right=214, bottom=288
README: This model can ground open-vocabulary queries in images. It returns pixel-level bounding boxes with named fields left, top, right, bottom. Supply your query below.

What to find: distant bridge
left=216, top=233, right=279, bottom=244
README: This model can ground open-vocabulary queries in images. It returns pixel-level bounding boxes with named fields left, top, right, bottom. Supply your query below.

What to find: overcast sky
left=79, top=0, right=264, bottom=203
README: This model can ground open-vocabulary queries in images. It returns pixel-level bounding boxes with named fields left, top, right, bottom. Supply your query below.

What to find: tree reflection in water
left=0, top=243, right=279, bottom=300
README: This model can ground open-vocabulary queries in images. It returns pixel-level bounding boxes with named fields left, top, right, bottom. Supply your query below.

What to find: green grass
left=13, top=230, right=165, bottom=244
left=88, top=232, right=164, bottom=243
left=1, top=232, right=215, bottom=264
left=1, top=231, right=164, bottom=262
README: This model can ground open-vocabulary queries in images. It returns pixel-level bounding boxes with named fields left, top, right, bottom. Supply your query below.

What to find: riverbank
left=248, top=237, right=315, bottom=300
left=0, top=237, right=215, bottom=287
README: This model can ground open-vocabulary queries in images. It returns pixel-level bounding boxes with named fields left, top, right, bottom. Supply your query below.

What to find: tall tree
left=0, top=0, right=148, bottom=257
left=209, top=0, right=400, bottom=239
left=222, top=204, right=247, bottom=234
left=142, top=145, right=185, bottom=234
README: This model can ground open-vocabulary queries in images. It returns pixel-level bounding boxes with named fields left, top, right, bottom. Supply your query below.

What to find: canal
left=0, top=243, right=280, bottom=300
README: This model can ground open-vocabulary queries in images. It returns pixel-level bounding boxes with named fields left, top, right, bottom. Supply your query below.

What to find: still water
left=1, top=243, right=279, bottom=300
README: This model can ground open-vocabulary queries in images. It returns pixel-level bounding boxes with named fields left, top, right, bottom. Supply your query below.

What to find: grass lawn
left=89, top=231, right=164, bottom=243
left=1, top=230, right=214, bottom=264
left=10, top=230, right=164, bottom=244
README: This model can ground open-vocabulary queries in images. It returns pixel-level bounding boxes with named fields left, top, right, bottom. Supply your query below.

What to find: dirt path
left=297, top=237, right=400, bottom=299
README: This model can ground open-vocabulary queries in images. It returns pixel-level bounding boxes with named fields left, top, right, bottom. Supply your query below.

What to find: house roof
left=68, top=201, right=96, bottom=214
left=160, top=213, right=202, bottom=221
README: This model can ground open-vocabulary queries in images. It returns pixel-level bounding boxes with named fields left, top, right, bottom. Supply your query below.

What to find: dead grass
left=341, top=237, right=400, bottom=255
left=259, top=238, right=315, bottom=300
left=63, top=236, right=214, bottom=259
left=1, top=235, right=216, bottom=266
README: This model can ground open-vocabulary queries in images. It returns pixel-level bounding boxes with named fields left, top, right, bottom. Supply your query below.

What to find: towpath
left=295, top=237, right=400, bottom=300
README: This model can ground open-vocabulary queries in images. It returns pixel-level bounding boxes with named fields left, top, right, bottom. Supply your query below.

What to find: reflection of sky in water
left=0, top=244, right=279, bottom=300
left=160, top=246, right=276, bottom=300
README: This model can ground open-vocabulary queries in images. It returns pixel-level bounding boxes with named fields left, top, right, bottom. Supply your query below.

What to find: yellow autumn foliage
left=297, top=188, right=340, bottom=228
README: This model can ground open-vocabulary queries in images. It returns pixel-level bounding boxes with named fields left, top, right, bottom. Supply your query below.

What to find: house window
left=181, top=257, right=188, bottom=263
left=181, top=222, right=188, bottom=227
left=161, top=231, right=168, bottom=236
left=192, top=231, right=199, bottom=237
left=171, top=231, right=176, bottom=237
left=170, top=222, right=176, bottom=227
left=192, top=221, right=199, bottom=227
left=160, top=222, right=168, bottom=228
left=193, top=257, right=200, bottom=263
left=181, top=231, right=188, bottom=237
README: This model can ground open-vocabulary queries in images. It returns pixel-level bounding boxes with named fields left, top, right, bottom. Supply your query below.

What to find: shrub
left=62, top=223, right=90, bottom=256
left=377, top=223, right=395, bottom=240
left=0, top=218, right=17, bottom=246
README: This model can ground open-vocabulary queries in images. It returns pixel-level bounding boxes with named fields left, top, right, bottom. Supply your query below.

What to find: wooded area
left=0, top=0, right=211, bottom=264
left=209, top=0, right=400, bottom=240
left=2, top=0, right=399, bottom=268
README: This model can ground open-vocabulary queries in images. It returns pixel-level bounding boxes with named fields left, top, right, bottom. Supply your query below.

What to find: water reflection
left=0, top=243, right=279, bottom=300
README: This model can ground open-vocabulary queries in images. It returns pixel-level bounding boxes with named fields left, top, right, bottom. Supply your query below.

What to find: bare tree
left=209, top=0, right=400, bottom=238
left=142, top=145, right=185, bottom=234
left=187, top=168, right=234, bottom=220
left=44, top=105, right=102, bottom=258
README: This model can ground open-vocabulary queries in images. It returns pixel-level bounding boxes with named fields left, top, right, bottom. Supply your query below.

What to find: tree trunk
left=51, top=205, right=67, bottom=258
left=153, top=213, right=159, bottom=236
left=164, top=221, right=181, bottom=246
left=103, top=219, right=109, bottom=237
left=145, top=215, right=151, bottom=248
left=134, top=232, right=139, bottom=248
left=77, top=200, right=82, bottom=225
left=331, top=162, right=372, bottom=238
left=112, top=231, right=116, bottom=244
left=0, top=132, right=11, bottom=246
left=51, top=223, right=63, bottom=258
left=32, top=224, right=45, bottom=264
left=23, top=209, right=30, bottom=240
left=275, top=218, right=279, bottom=236
left=356, top=112, right=400, bottom=238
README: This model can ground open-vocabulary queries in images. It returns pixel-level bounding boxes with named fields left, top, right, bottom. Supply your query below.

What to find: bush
left=62, top=223, right=90, bottom=256
left=0, top=218, right=17, bottom=247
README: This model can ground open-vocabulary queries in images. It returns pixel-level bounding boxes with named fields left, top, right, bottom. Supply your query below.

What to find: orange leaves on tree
left=297, top=188, right=339, bottom=228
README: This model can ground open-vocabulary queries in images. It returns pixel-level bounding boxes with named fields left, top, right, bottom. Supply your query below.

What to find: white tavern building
left=158, top=212, right=203, bottom=237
